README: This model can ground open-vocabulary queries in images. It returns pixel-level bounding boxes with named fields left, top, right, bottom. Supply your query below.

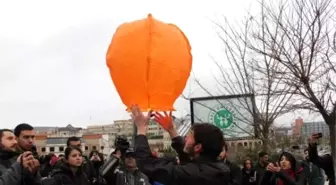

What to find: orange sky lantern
left=106, top=14, right=192, bottom=111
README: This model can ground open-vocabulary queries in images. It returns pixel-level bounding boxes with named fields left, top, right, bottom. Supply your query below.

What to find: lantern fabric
left=106, top=14, right=192, bottom=111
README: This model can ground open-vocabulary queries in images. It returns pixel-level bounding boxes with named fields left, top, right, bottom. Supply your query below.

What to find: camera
left=114, top=135, right=130, bottom=155
left=100, top=135, right=130, bottom=183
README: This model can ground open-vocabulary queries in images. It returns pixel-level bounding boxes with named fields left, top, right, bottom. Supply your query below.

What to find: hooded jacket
left=260, top=152, right=306, bottom=185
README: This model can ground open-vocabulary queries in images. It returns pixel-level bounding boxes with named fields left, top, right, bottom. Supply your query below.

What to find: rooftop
left=46, top=137, right=74, bottom=145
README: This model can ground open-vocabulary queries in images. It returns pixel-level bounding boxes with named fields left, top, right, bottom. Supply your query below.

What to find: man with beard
left=130, top=105, right=230, bottom=185
left=255, top=151, right=269, bottom=185
left=301, top=148, right=325, bottom=185
left=0, top=129, right=39, bottom=185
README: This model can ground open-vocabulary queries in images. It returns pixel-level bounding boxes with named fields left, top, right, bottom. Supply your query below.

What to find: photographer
left=308, top=133, right=335, bottom=185
left=100, top=136, right=150, bottom=185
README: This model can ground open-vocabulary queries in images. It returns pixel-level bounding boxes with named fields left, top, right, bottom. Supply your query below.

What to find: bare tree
left=246, top=0, right=336, bottom=178
left=189, top=6, right=296, bottom=151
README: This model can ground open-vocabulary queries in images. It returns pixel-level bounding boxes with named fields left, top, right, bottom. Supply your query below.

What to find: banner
left=190, top=94, right=255, bottom=139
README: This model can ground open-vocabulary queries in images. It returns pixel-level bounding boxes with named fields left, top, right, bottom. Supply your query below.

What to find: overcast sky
left=0, top=0, right=321, bottom=128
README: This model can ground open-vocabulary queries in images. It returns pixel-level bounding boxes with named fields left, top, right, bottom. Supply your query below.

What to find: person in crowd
left=301, top=148, right=325, bottom=185
left=103, top=147, right=151, bottom=185
left=260, top=151, right=305, bottom=185
left=14, top=123, right=39, bottom=158
left=218, top=143, right=242, bottom=185
left=0, top=129, right=40, bottom=185
left=131, top=105, right=230, bottom=185
left=65, top=136, right=96, bottom=183
left=242, top=158, right=257, bottom=185
left=40, top=153, right=58, bottom=177
left=0, top=129, right=19, bottom=175
left=49, top=146, right=90, bottom=185
left=89, top=150, right=104, bottom=177
left=255, top=151, right=269, bottom=185
left=58, top=154, right=65, bottom=161
left=308, top=133, right=334, bottom=185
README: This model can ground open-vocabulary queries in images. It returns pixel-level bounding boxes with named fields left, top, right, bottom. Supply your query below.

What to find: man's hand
left=154, top=111, right=178, bottom=138
left=29, top=159, right=40, bottom=174
left=130, top=105, right=152, bottom=135
left=309, top=133, right=320, bottom=145
left=17, top=152, right=34, bottom=171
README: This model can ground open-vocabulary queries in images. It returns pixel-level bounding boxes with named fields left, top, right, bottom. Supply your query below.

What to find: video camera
left=114, top=135, right=130, bottom=156
left=100, top=135, right=131, bottom=183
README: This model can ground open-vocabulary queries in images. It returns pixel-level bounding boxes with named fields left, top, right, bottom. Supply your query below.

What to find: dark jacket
left=0, top=149, right=41, bottom=185
left=54, top=156, right=96, bottom=183
left=0, top=149, right=20, bottom=175
left=224, top=159, right=242, bottom=185
left=308, top=143, right=334, bottom=185
left=49, top=163, right=90, bottom=185
left=254, top=162, right=266, bottom=185
left=105, top=166, right=151, bottom=185
left=260, top=152, right=306, bottom=185
left=301, top=160, right=324, bottom=185
left=0, top=162, right=26, bottom=185
left=135, top=135, right=230, bottom=185
left=242, top=168, right=257, bottom=185
left=82, top=156, right=97, bottom=182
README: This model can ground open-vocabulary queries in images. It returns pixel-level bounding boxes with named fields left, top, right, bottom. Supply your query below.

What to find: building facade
left=86, top=119, right=172, bottom=151
left=35, top=133, right=110, bottom=156
left=292, top=117, right=304, bottom=136
left=301, top=121, right=329, bottom=138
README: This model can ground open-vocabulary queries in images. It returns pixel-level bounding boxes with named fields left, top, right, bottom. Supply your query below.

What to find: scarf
left=276, top=168, right=303, bottom=185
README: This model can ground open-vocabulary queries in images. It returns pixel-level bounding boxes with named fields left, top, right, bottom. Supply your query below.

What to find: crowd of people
left=0, top=105, right=334, bottom=185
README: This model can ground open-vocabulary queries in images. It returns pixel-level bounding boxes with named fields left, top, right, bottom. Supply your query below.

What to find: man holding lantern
left=130, top=105, right=230, bottom=185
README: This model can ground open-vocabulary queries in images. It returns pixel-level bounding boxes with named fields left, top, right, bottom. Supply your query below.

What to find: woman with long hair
left=242, top=158, right=257, bottom=185
left=50, top=147, right=90, bottom=185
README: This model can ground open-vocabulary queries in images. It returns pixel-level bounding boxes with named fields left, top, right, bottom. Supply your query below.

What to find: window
left=85, top=146, right=88, bottom=151
left=41, top=147, right=46, bottom=152
left=50, top=147, right=55, bottom=152
left=59, top=147, right=64, bottom=152
left=92, top=146, right=97, bottom=150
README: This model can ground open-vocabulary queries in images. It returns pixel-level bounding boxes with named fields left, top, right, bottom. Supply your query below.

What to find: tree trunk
left=262, top=130, right=269, bottom=152
left=328, top=123, right=336, bottom=183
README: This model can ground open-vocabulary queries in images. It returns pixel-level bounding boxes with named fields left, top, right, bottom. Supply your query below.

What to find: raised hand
left=130, top=105, right=152, bottom=134
left=154, top=111, right=178, bottom=138
left=266, top=162, right=281, bottom=172
left=154, top=111, right=173, bottom=131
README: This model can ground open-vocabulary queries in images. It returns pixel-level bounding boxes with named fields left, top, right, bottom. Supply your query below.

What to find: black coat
left=0, top=149, right=41, bottom=185
left=135, top=135, right=230, bottom=185
left=50, top=163, right=90, bottom=185
left=242, top=168, right=257, bottom=185
left=224, top=159, right=242, bottom=185
left=308, top=143, right=334, bottom=185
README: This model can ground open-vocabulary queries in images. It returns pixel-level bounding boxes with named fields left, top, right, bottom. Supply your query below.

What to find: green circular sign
left=209, top=105, right=235, bottom=130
